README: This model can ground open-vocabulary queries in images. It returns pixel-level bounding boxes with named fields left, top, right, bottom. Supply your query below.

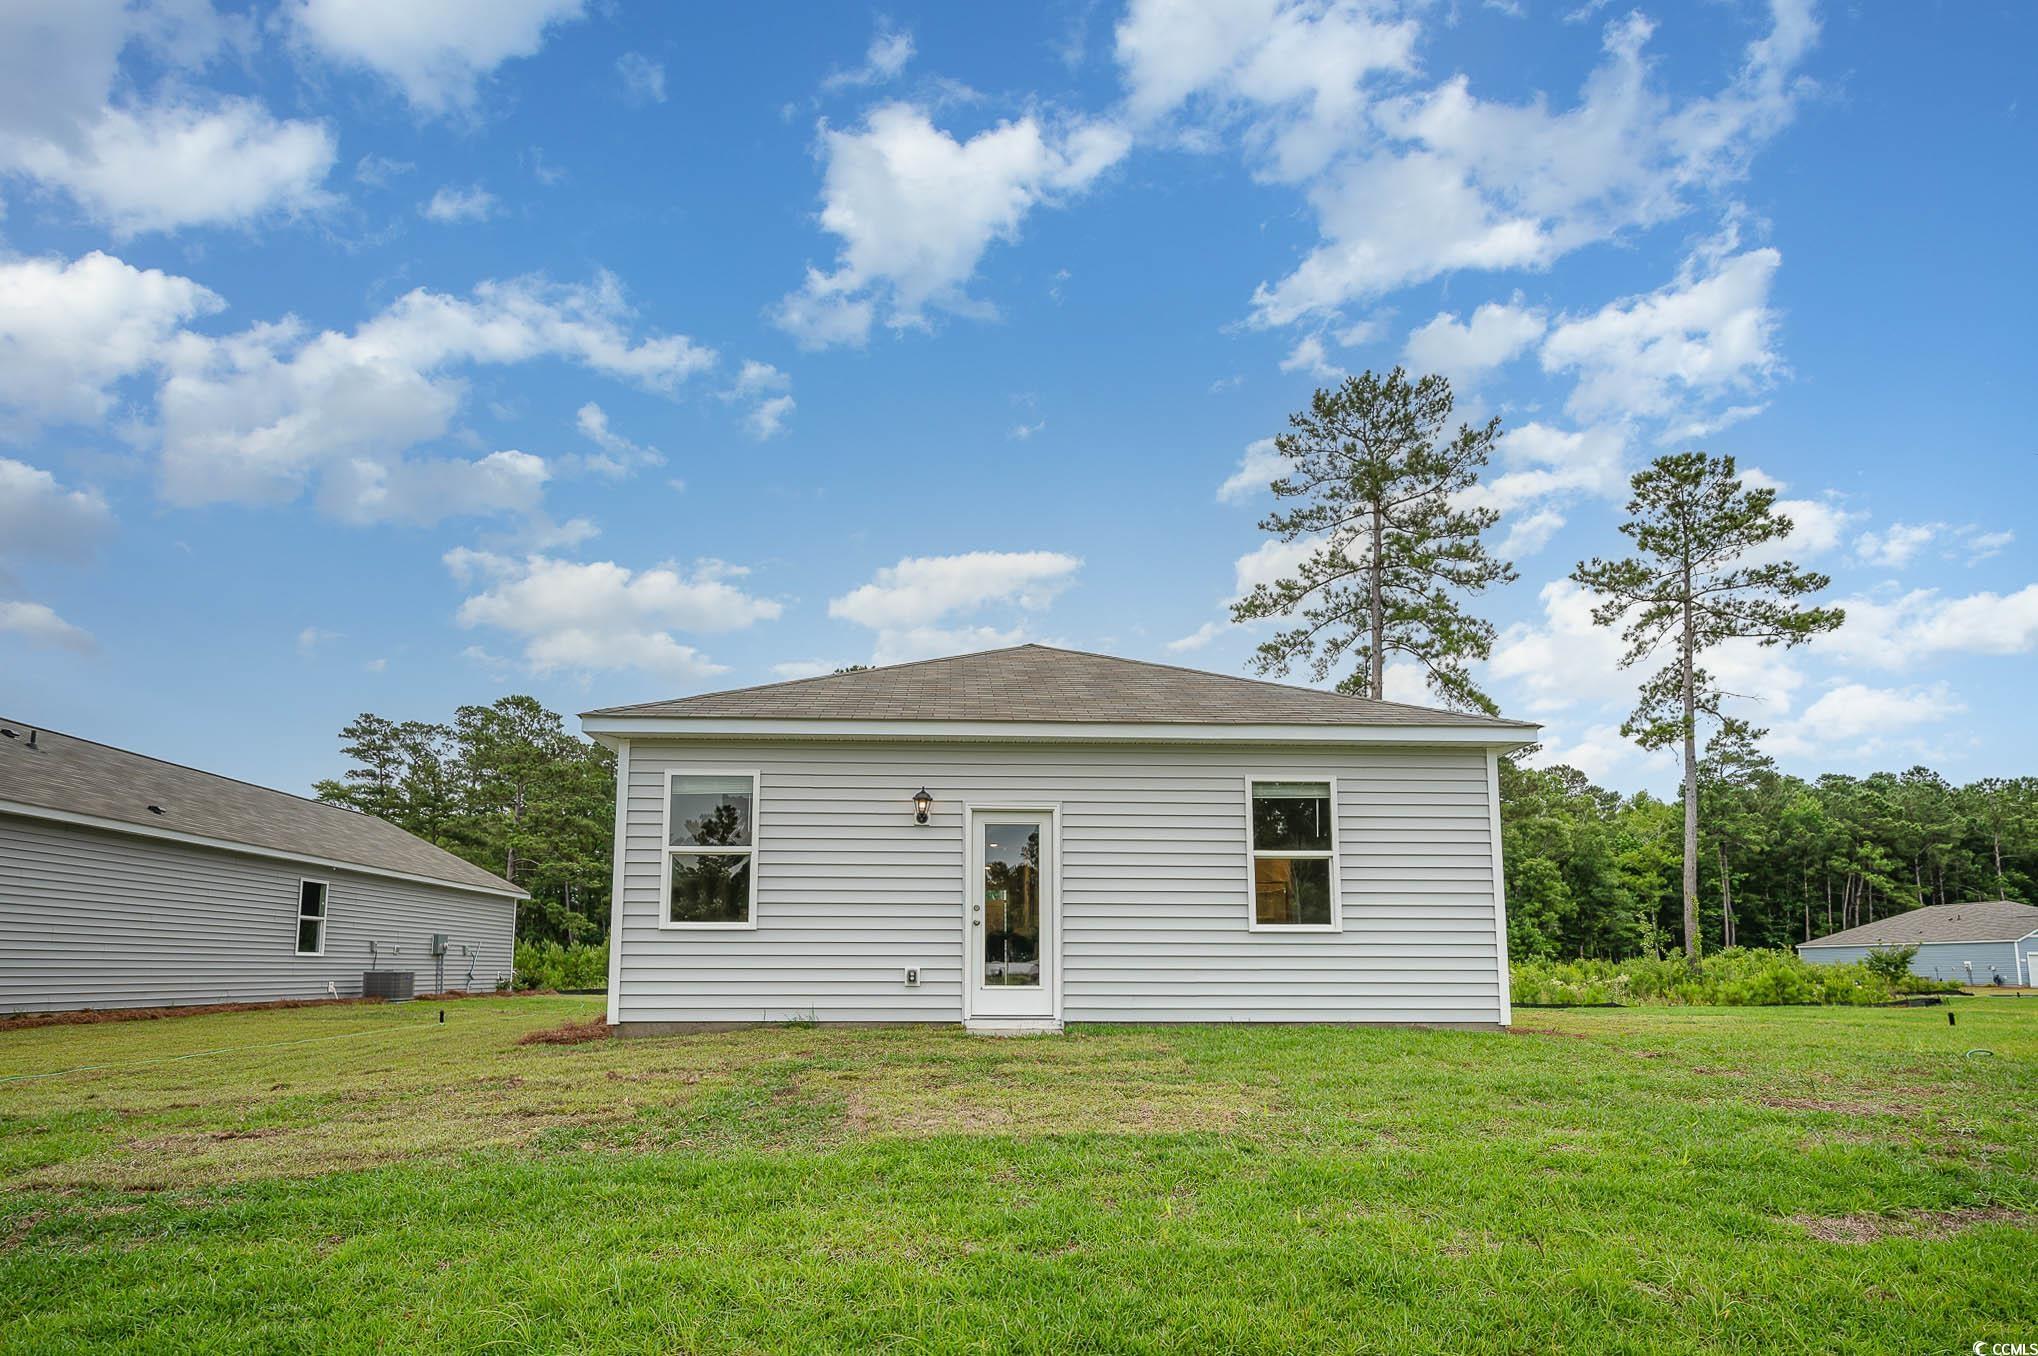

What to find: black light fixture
left=912, top=787, right=933, bottom=825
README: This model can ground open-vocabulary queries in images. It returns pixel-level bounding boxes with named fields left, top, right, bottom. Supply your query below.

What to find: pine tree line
left=1502, top=758, right=2038, bottom=960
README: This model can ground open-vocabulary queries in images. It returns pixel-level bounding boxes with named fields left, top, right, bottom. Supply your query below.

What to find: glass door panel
left=982, top=821, right=1041, bottom=987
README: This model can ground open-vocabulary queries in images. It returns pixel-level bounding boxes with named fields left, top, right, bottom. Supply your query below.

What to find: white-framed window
left=295, top=879, right=329, bottom=955
left=661, top=768, right=760, bottom=929
left=1245, top=777, right=1341, bottom=931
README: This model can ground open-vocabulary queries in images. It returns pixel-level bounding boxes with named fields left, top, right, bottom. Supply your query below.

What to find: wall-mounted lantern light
left=912, top=787, right=933, bottom=825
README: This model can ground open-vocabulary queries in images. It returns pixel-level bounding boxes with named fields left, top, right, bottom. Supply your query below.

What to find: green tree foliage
left=315, top=696, right=615, bottom=945
left=1499, top=757, right=1675, bottom=962
left=1503, top=757, right=2038, bottom=962
left=1572, top=452, right=1844, bottom=958
left=1230, top=368, right=1515, bottom=713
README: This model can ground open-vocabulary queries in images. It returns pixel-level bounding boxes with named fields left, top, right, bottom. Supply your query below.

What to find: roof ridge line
left=1017, top=643, right=1531, bottom=725
left=1, top=716, right=382, bottom=823
left=581, top=643, right=1041, bottom=717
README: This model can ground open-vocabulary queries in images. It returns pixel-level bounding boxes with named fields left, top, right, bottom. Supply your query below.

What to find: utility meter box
left=431, top=933, right=448, bottom=957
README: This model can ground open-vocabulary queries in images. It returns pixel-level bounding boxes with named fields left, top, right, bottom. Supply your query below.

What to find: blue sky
left=2, top=0, right=2033, bottom=797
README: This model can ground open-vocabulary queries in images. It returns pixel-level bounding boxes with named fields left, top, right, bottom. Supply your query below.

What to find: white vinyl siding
left=614, top=741, right=1505, bottom=1027
left=0, top=814, right=517, bottom=1014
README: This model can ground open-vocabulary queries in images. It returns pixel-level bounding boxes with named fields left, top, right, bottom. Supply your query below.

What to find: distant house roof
left=0, top=719, right=521, bottom=898
left=583, top=644, right=1539, bottom=733
left=1798, top=900, right=2038, bottom=949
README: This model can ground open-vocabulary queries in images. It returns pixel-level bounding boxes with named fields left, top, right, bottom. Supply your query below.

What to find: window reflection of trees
left=1251, top=792, right=1330, bottom=851
left=984, top=827, right=1041, bottom=986
left=681, top=801, right=746, bottom=847
left=670, top=853, right=748, bottom=923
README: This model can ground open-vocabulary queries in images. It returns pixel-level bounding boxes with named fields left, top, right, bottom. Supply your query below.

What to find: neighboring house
left=1797, top=900, right=2038, bottom=987
left=582, top=644, right=1539, bottom=1034
left=0, top=719, right=523, bottom=1014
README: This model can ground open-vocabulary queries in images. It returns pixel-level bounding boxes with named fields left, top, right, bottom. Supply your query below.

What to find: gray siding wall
left=0, top=813, right=517, bottom=1014
left=616, top=740, right=1505, bottom=1026
left=1800, top=939, right=2025, bottom=984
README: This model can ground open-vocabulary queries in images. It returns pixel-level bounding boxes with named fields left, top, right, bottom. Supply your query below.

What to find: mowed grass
left=1, top=996, right=2034, bottom=1353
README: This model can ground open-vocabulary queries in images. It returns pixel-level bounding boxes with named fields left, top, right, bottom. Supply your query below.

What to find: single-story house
left=1797, top=900, right=2038, bottom=986
left=0, top=719, right=523, bottom=1014
left=582, top=644, right=1539, bottom=1034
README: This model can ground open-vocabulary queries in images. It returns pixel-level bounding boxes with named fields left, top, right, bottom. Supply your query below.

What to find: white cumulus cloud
left=1405, top=300, right=1546, bottom=388
left=450, top=551, right=781, bottom=679
left=0, top=458, right=115, bottom=562
left=830, top=550, right=1081, bottom=629
left=286, top=0, right=588, bottom=114
left=821, top=23, right=915, bottom=93
left=1854, top=521, right=1938, bottom=569
left=1540, top=244, right=1783, bottom=426
left=0, top=250, right=221, bottom=427
left=1216, top=437, right=1284, bottom=504
left=1115, top=0, right=1418, bottom=183
left=421, top=184, right=498, bottom=223
left=573, top=402, right=663, bottom=478
left=0, top=2, right=335, bottom=234
left=1167, top=620, right=1225, bottom=652
left=1240, top=2, right=1817, bottom=326
left=1821, top=584, right=2038, bottom=670
left=153, top=270, right=715, bottom=519
left=775, top=103, right=1129, bottom=347
left=0, top=600, right=95, bottom=654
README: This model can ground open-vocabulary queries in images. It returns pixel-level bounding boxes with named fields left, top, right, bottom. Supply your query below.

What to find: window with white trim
left=1248, top=780, right=1338, bottom=928
left=665, top=771, right=759, bottom=926
left=296, top=880, right=328, bottom=955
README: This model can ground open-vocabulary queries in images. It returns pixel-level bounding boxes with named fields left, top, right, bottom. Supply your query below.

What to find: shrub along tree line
left=1509, top=946, right=1961, bottom=1008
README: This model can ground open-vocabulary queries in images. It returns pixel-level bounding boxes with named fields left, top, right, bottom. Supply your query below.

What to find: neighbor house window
left=1247, top=779, right=1339, bottom=930
left=296, top=880, right=328, bottom=955
left=664, top=770, right=759, bottom=927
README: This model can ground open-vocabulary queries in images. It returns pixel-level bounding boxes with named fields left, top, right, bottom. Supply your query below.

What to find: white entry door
left=967, top=809, right=1056, bottom=1020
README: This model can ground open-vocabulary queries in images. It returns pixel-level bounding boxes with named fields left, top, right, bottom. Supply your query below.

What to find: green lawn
left=2, top=996, right=2034, bottom=1353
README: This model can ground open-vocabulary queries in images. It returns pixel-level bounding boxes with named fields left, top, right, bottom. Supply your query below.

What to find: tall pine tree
left=1230, top=368, right=1516, bottom=712
left=1572, top=452, right=1843, bottom=959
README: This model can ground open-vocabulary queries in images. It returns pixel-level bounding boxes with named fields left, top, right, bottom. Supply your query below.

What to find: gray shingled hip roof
left=1798, top=900, right=2038, bottom=949
left=583, top=643, right=1539, bottom=733
left=0, top=720, right=522, bottom=897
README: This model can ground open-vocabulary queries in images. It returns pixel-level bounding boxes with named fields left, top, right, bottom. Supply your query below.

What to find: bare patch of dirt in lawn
left=1793, top=1207, right=2036, bottom=1244
left=814, top=1035, right=1269, bottom=1138
left=1760, top=1095, right=1923, bottom=1116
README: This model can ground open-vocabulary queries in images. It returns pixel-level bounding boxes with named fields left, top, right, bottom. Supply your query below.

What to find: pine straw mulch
left=515, top=1015, right=614, bottom=1046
